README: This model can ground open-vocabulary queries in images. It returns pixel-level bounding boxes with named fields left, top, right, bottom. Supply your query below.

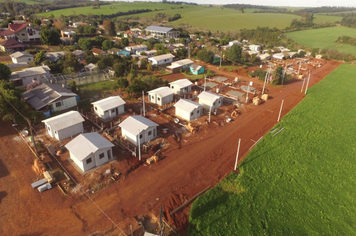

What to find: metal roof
left=190, top=64, right=202, bottom=71
left=145, top=26, right=174, bottom=33
left=85, top=63, right=97, bottom=70
left=174, top=99, right=202, bottom=112
left=150, top=53, right=174, bottom=61
left=169, top=78, right=192, bottom=88
left=65, top=132, right=114, bottom=162
left=170, top=59, right=193, bottom=67
left=119, top=115, right=158, bottom=136
left=10, top=51, right=32, bottom=59
left=42, top=111, right=84, bottom=131
left=12, top=66, right=50, bottom=78
left=148, top=87, right=173, bottom=97
left=198, top=91, right=222, bottom=102
left=91, top=96, right=126, bottom=111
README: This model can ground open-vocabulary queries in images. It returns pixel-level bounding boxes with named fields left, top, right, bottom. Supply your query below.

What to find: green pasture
left=189, top=64, right=356, bottom=235
left=313, top=14, right=343, bottom=24
left=286, top=26, right=356, bottom=56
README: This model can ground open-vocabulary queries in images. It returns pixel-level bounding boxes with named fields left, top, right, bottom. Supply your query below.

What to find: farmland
left=189, top=64, right=356, bottom=235
left=286, top=26, right=356, bottom=56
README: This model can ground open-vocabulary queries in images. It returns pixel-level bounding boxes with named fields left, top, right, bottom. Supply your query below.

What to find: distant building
left=125, top=45, right=147, bottom=54
left=190, top=64, right=204, bottom=75
left=169, top=78, right=193, bottom=95
left=10, top=66, right=51, bottom=87
left=92, top=96, right=126, bottom=120
left=145, top=26, right=180, bottom=38
left=148, top=87, right=174, bottom=106
left=0, top=38, right=25, bottom=52
left=249, top=44, right=261, bottom=51
left=174, top=99, right=203, bottom=121
left=10, top=51, right=33, bottom=64
left=148, top=53, right=175, bottom=66
left=198, top=91, right=223, bottom=111
left=167, top=59, right=194, bottom=73
left=0, top=23, right=41, bottom=42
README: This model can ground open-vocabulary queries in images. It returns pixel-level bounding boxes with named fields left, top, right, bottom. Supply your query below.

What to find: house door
left=115, top=107, right=119, bottom=115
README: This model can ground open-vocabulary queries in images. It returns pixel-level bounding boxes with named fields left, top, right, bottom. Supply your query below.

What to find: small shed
left=190, top=64, right=204, bottom=75
left=169, top=78, right=193, bottom=95
left=92, top=96, right=126, bottom=120
left=65, top=132, right=114, bottom=173
left=85, top=63, right=98, bottom=72
left=10, top=51, right=33, bottom=64
left=174, top=99, right=203, bottom=121
left=198, top=91, right=223, bottom=111
left=42, top=111, right=84, bottom=141
left=119, top=115, right=158, bottom=146
left=148, top=87, right=173, bottom=106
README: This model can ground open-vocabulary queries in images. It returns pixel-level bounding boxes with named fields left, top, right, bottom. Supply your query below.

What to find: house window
left=213, top=102, right=216, bottom=106
left=28, top=58, right=31, bottom=61
left=47, top=126, right=51, bottom=131
left=107, top=150, right=111, bottom=159
left=197, top=110, right=200, bottom=114
left=55, top=101, right=62, bottom=107
left=111, top=108, right=115, bottom=113
left=86, top=158, right=92, bottom=164
left=22, top=34, right=25, bottom=36
left=157, top=97, right=160, bottom=101
left=99, top=153, right=105, bottom=159
left=148, top=131, right=152, bottom=136
left=171, top=86, right=174, bottom=89
left=95, top=106, right=97, bottom=111
left=139, top=134, right=142, bottom=139
left=191, top=112, right=193, bottom=116
left=219, top=100, right=221, bottom=104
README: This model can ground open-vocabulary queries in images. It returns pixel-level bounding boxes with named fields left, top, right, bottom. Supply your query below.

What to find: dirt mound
left=162, top=192, right=188, bottom=228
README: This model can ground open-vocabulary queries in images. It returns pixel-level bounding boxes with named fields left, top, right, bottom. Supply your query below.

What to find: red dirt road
left=0, top=60, right=341, bottom=235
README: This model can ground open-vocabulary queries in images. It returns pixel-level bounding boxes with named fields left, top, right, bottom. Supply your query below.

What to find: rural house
left=92, top=48, right=107, bottom=57
left=10, top=51, right=33, bottom=64
left=145, top=26, right=180, bottom=38
left=45, top=51, right=65, bottom=63
left=125, top=45, right=147, bottom=54
left=174, top=99, right=203, bottom=122
left=190, top=64, right=204, bottom=75
left=85, top=63, right=98, bottom=72
left=119, top=115, right=158, bottom=146
left=167, top=59, right=194, bottom=73
left=0, top=23, right=41, bottom=42
left=0, top=38, right=25, bottom=52
left=169, top=78, right=193, bottom=95
left=137, top=50, right=157, bottom=58
left=148, top=87, right=174, bottom=106
left=22, top=83, right=78, bottom=113
left=10, top=66, right=51, bottom=87
left=249, top=44, right=261, bottom=51
left=42, top=110, right=84, bottom=141
left=148, top=53, right=175, bottom=66
left=198, top=91, right=223, bottom=111
left=92, top=96, right=126, bottom=120
left=65, top=132, right=114, bottom=173
left=72, top=50, right=86, bottom=60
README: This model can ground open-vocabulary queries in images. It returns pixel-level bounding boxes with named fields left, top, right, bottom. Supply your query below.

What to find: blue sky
left=106, top=0, right=356, bottom=8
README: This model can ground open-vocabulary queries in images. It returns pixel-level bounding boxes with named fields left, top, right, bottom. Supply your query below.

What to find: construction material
left=231, top=111, right=238, bottom=118
left=185, top=123, right=197, bottom=133
left=252, top=97, right=261, bottom=105
left=146, top=155, right=160, bottom=165
left=43, top=171, right=55, bottom=183
left=37, top=183, right=52, bottom=192
left=31, top=178, right=48, bottom=189
left=32, top=159, right=46, bottom=175
left=261, top=94, right=269, bottom=101
left=273, top=128, right=284, bottom=137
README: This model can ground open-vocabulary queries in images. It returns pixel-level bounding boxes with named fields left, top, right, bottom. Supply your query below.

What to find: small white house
left=167, top=59, right=194, bottom=73
left=10, top=66, right=51, bottom=87
left=65, top=132, right=114, bottom=173
left=125, top=45, right=147, bottom=54
left=10, top=51, right=33, bottom=64
left=91, top=96, right=126, bottom=120
left=198, top=91, right=223, bottom=111
left=42, top=111, right=84, bottom=141
left=174, top=99, right=203, bottom=121
left=137, top=50, right=157, bottom=58
left=119, top=115, right=159, bottom=146
left=148, top=87, right=173, bottom=106
left=249, top=44, right=261, bottom=51
left=169, top=78, right=193, bottom=95
left=229, top=40, right=242, bottom=46
left=148, top=53, right=175, bottom=66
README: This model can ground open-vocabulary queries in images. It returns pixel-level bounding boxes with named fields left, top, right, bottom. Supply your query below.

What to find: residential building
left=10, top=51, right=33, bottom=64
left=145, top=26, right=180, bottom=38
left=190, top=64, right=204, bottom=75
left=249, top=44, right=261, bottom=51
left=42, top=111, right=84, bottom=141
left=0, top=38, right=25, bottom=52
left=91, top=48, right=107, bottom=57
left=258, top=53, right=271, bottom=61
left=174, top=99, right=203, bottom=121
left=229, top=40, right=242, bottom=46
left=125, top=45, right=147, bottom=54
left=117, top=50, right=131, bottom=57
left=167, top=59, right=194, bottom=73
left=169, top=78, right=193, bottom=95
left=65, top=132, right=114, bottom=173
left=148, top=53, right=175, bottom=66
left=72, top=50, right=86, bottom=60
left=0, top=23, right=41, bottom=42
left=10, top=66, right=51, bottom=87
left=92, top=96, right=126, bottom=120
left=148, top=87, right=174, bottom=106
left=137, top=50, right=157, bottom=58
left=198, top=91, right=223, bottom=111
left=45, top=51, right=65, bottom=63
left=85, top=63, right=98, bottom=72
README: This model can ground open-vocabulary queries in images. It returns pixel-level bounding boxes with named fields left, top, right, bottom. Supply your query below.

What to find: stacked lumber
left=32, top=159, right=46, bottom=175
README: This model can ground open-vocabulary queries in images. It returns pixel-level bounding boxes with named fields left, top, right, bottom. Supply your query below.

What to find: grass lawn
left=78, top=80, right=118, bottom=99
left=189, top=64, right=356, bottom=235
left=285, top=26, right=356, bottom=56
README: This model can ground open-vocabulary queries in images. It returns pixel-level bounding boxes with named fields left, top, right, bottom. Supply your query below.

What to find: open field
left=0, top=0, right=51, bottom=4
left=285, top=26, right=356, bottom=56
left=313, top=14, right=343, bottom=24
left=37, top=3, right=301, bottom=31
left=189, top=64, right=356, bottom=235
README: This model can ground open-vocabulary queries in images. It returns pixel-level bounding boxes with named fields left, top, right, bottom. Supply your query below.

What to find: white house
left=137, top=50, right=157, bottom=58
left=125, top=45, right=147, bottom=54
left=167, top=59, right=194, bottom=73
left=229, top=40, right=242, bottom=46
left=174, top=99, right=203, bottom=122
left=9, top=51, right=33, bottom=64
left=91, top=96, right=126, bottom=120
left=119, top=115, right=158, bottom=146
left=258, top=53, right=271, bottom=61
left=273, top=53, right=285, bottom=60
left=169, top=78, right=193, bottom=95
left=145, top=26, right=180, bottom=38
left=198, top=91, right=223, bottom=111
left=249, top=44, right=261, bottom=51
left=10, top=66, right=51, bottom=87
left=65, top=132, right=114, bottom=173
left=42, top=111, right=84, bottom=141
left=148, top=53, right=174, bottom=66
left=148, top=87, right=173, bottom=106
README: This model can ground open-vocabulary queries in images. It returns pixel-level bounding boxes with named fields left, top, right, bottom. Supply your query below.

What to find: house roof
left=0, top=38, right=25, bottom=48
left=174, top=99, right=201, bottom=112
left=150, top=53, right=174, bottom=61
left=72, top=50, right=85, bottom=56
left=92, top=48, right=104, bottom=54
left=85, top=63, right=97, bottom=70
left=119, top=115, right=158, bottom=136
left=0, top=23, right=27, bottom=36
left=22, top=83, right=77, bottom=110
left=198, top=91, right=222, bottom=102
left=169, top=59, right=194, bottom=68
left=169, top=78, right=192, bottom=88
left=91, top=96, right=126, bottom=111
left=190, top=64, right=203, bottom=71
left=145, top=26, right=174, bottom=33
left=130, top=45, right=147, bottom=50
left=11, top=66, right=50, bottom=78
left=45, top=51, right=65, bottom=60
left=65, top=132, right=114, bottom=162
left=148, top=87, right=173, bottom=97
left=10, top=51, right=32, bottom=59
left=42, top=110, right=84, bottom=131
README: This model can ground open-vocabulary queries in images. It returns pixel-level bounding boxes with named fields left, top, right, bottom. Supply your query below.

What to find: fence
left=48, top=70, right=114, bottom=86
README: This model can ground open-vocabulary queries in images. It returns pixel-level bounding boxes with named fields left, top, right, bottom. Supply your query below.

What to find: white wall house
left=169, top=78, right=193, bottom=95
left=229, top=40, right=242, bottom=46
left=65, top=132, right=114, bottom=173
left=148, top=87, right=173, bottom=106
left=92, top=96, right=126, bottom=120
left=167, top=59, right=194, bottom=73
left=10, top=66, right=51, bottom=87
left=125, top=45, right=147, bottom=54
left=174, top=99, right=203, bottom=121
left=249, top=44, right=261, bottom=51
left=119, top=115, right=158, bottom=146
left=198, top=91, right=223, bottom=111
left=148, top=53, right=174, bottom=66
left=42, top=111, right=84, bottom=141
left=10, top=51, right=33, bottom=64
left=137, top=50, right=157, bottom=58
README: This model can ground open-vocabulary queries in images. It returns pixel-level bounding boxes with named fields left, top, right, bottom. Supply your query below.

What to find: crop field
left=313, top=14, right=343, bottom=24
left=286, top=26, right=356, bottom=56
left=189, top=64, right=356, bottom=235
left=37, top=3, right=301, bottom=31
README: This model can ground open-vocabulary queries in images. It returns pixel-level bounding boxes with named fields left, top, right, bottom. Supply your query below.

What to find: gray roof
left=65, top=132, right=114, bottom=162
left=10, top=51, right=32, bottom=59
left=148, top=87, right=173, bottom=97
left=198, top=91, right=222, bottom=101
left=119, top=115, right=158, bottom=136
left=91, top=96, right=126, bottom=111
left=190, top=64, right=202, bottom=70
left=45, top=51, right=65, bottom=60
left=22, top=83, right=77, bottom=110
left=150, top=53, right=174, bottom=61
left=85, top=63, right=97, bottom=70
left=169, top=78, right=192, bottom=88
left=146, top=26, right=174, bottom=33
left=42, top=111, right=84, bottom=131
left=12, top=66, right=50, bottom=78
left=7, top=62, right=29, bottom=69
left=174, top=99, right=202, bottom=112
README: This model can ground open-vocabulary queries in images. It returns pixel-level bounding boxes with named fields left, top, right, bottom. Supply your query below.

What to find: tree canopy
left=0, top=63, right=11, bottom=80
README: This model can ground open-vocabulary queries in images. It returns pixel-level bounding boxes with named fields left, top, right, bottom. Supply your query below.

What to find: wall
left=51, top=97, right=77, bottom=112
left=55, top=123, right=83, bottom=141
left=93, top=147, right=111, bottom=168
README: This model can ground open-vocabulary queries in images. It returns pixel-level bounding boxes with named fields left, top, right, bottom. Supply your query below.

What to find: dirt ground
left=0, top=58, right=341, bottom=236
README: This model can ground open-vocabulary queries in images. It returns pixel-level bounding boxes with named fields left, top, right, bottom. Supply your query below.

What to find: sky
left=106, top=0, right=356, bottom=8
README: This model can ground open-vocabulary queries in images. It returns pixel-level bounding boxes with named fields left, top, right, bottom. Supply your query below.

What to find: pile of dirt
left=162, top=192, right=188, bottom=228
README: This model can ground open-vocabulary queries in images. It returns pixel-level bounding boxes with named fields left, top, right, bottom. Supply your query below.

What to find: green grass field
left=189, top=64, right=356, bottom=235
left=285, top=26, right=356, bottom=56
left=313, top=14, right=343, bottom=24
left=0, top=0, right=52, bottom=4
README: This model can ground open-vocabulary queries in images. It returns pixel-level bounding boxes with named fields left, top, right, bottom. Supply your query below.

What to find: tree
left=169, top=38, right=175, bottom=44
left=35, top=51, right=46, bottom=65
left=103, top=20, right=115, bottom=37
left=197, top=49, right=214, bottom=63
left=113, top=62, right=126, bottom=77
left=121, top=37, right=129, bottom=47
left=102, top=40, right=114, bottom=51
left=0, top=63, right=11, bottom=80
left=62, top=53, right=79, bottom=74
left=40, top=28, right=61, bottom=46
left=78, top=38, right=93, bottom=52
left=32, top=18, right=41, bottom=27
left=117, top=78, right=128, bottom=88
left=227, top=44, right=242, bottom=65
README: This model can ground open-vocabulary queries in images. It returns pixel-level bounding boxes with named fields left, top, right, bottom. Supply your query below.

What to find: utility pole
left=204, top=76, right=206, bottom=91
left=142, top=91, right=145, bottom=116
left=219, top=51, right=222, bottom=69
left=297, top=62, right=301, bottom=77
left=262, top=71, right=268, bottom=95
left=138, top=130, right=141, bottom=161
left=301, top=76, right=306, bottom=93
left=188, top=46, right=190, bottom=59
left=234, top=139, right=241, bottom=171
left=305, top=72, right=311, bottom=94
left=277, top=99, right=284, bottom=122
